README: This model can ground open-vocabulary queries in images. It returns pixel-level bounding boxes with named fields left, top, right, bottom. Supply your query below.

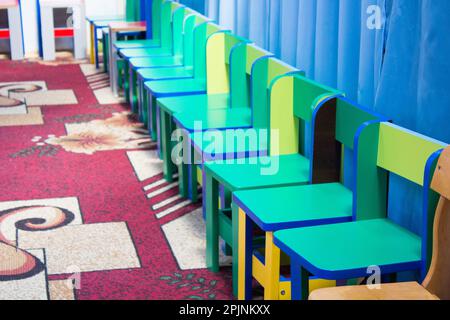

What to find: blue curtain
left=204, top=0, right=450, bottom=234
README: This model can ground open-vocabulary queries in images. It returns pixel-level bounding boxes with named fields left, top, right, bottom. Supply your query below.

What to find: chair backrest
left=267, top=74, right=343, bottom=158
left=229, top=44, right=273, bottom=109
left=142, top=0, right=163, bottom=39
left=171, top=6, right=186, bottom=56
left=125, top=0, right=143, bottom=21
left=251, top=57, right=298, bottom=135
left=423, top=146, right=450, bottom=300
left=159, top=1, right=182, bottom=49
left=190, top=22, right=222, bottom=81
left=206, top=32, right=249, bottom=94
left=181, top=10, right=209, bottom=68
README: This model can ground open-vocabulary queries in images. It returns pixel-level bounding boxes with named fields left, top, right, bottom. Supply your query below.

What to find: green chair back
left=206, top=31, right=249, bottom=94
left=181, top=11, right=209, bottom=68
left=229, top=44, right=273, bottom=109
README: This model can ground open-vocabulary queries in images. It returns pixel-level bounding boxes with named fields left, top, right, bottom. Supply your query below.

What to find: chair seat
left=274, top=219, right=422, bottom=278
left=173, top=108, right=252, bottom=132
left=234, top=183, right=352, bottom=231
left=191, top=128, right=269, bottom=160
left=129, top=56, right=184, bottom=69
left=119, top=47, right=172, bottom=59
left=138, top=67, right=194, bottom=81
left=157, top=94, right=230, bottom=116
left=204, top=154, right=311, bottom=191
left=144, top=79, right=206, bottom=97
left=309, top=282, right=439, bottom=300
left=115, top=39, right=160, bottom=50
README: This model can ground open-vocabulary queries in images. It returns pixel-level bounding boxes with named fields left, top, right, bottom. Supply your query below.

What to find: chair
left=233, top=94, right=387, bottom=300
left=112, top=1, right=182, bottom=96
left=86, top=0, right=146, bottom=66
left=201, top=71, right=344, bottom=297
left=150, top=30, right=247, bottom=147
left=114, top=0, right=164, bottom=51
left=156, top=42, right=273, bottom=200
left=273, top=122, right=447, bottom=300
left=131, top=11, right=210, bottom=113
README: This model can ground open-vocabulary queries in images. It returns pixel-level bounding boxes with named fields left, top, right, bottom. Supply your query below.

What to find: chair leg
left=149, top=96, right=158, bottom=141
left=231, top=202, right=239, bottom=297
left=162, top=110, right=174, bottom=182
left=129, top=69, right=138, bottom=112
left=290, top=259, right=309, bottom=300
left=90, top=24, right=95, bottom=65
left=206, top=173, right=219, bottom=272
left=264, top=232, right=281, bottom=300
left=123, top=61, right=130, bottom=103
left=238, top=208, right=253, bottom=300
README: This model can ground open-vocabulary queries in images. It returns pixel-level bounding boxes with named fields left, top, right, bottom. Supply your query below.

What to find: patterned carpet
left=0, top=59, right=233, bottom=300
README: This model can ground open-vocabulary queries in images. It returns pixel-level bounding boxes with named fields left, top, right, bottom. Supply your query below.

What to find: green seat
left=204, top=154, right=310, bottom=192
left=115, top=39, right=161, bottom=50
left=271, top=122, right=448, bottom=300
left=138, top=66, right=194, bottom=80
left=148, top=78, right=206, bottom=97
left=158, top=93, right=230, bottom=116
left=274, top=219, right=421, bottom=274
left=174, top=107, right=252, bottom=132
left=234, top=183, right=352, bottom=231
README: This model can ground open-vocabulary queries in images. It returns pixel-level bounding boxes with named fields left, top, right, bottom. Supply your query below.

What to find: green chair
left=271, top=122, right=447, bottom=300
left=132, top=12, right=210, bottom=114
left=232, top=94, right=387, bottom=300
left=114, top=0, right=164, bottom=51
left=156, top=42, right=273, bottom=200
left=151, top=29, right=248, bottom=150
left=115, top=1, right=184, bottom=101
left=198, top=70, right=347, bottom=296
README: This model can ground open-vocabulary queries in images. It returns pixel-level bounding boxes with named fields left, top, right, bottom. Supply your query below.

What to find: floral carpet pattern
left=0, top=59, right=233, bottom=300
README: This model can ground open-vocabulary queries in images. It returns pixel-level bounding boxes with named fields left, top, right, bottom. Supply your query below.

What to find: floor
left=0, top=58, right=233, bottom=300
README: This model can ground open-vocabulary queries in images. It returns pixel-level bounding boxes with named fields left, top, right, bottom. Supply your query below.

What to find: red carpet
left=0, top=60, right=233, bottom=300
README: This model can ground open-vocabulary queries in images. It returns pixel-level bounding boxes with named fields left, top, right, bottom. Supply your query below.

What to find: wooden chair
left=157, top=43, right=285, bottom=203
left=234, top=95, right=387, bottom=300
left=309, top=145, right=450, bottom=300
left=201, top=71, right=342, bottom=297
left=143, top=23, right=229, bottom=141
left=133, top=11, right=210, bottom=116
left=272, top=123, right=447, bottom=300
left=115, top=1, right=182, bottom=100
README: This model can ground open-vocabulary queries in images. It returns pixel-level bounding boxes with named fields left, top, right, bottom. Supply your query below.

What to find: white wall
left=20, top=0, right=125, bottom=57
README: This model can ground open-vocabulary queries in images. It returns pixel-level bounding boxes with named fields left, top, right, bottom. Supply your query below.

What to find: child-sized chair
left=233, top=94, right=388, bottom=300
left=150, top=30, right=248, bottom=147
left=310, top=145, right=450, bottom=300
left=201, top=72, right=343, bottom=297
left=111, top=1, right=182, bottom=96
left=273, top=122, right=447, bottom=300
left=86, top=0, right=144, bottom=67
left=114, top=0, right=164, bottom=51
left=131, top=10, right=210, bottom=113
left=156, top=42, right=273, bottom=199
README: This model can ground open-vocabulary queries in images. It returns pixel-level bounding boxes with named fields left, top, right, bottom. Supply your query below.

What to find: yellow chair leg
left=264, top=232, right=281, bottom=300
left=90, top=24, right=95, bottom=65
left=238, top=208, right=247, bottom=300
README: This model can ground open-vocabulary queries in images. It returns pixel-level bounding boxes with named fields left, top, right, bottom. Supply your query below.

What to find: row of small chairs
left=99, top=0, right=449, bottom=300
